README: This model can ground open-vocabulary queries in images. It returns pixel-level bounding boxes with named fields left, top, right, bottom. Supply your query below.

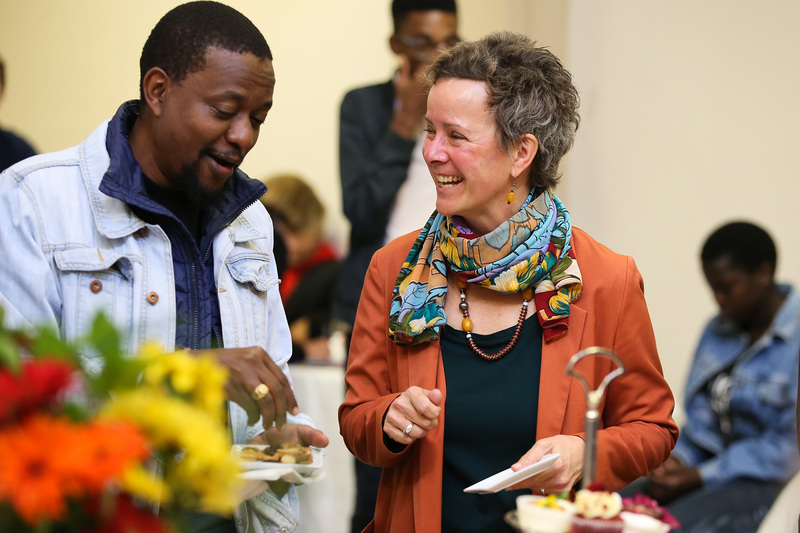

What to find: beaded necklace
left=456, top=279, right=534, bottom=362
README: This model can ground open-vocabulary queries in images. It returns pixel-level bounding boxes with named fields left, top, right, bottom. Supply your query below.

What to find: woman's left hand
left=505, top=435, right=585, bottom=494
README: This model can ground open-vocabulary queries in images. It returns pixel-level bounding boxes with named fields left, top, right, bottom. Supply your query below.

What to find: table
left=290, top=363, right=355, bottom=533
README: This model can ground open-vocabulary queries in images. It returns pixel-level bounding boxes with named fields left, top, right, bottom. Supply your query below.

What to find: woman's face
left=423, top=78, right=525, bottom=235
left=275, top=220, right=322, bottom=269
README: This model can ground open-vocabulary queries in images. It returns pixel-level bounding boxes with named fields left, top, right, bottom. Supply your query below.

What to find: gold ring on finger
left=251, top=383, right=269, bottom=400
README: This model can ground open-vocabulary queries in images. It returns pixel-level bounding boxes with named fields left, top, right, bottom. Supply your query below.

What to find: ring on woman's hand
left=251, top=383, right=270, bottom=400
left=540, top=488, right=546, bottom=496
left=402, top=422, right=414, bottom=437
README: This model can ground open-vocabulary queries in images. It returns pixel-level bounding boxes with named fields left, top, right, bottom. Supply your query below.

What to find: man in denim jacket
left=646, top=221, right=800, bottom=533
left=0, top=3, right=327, bottom=532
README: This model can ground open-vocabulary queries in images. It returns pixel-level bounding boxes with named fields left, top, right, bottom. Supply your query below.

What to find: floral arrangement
left=0, top=311, right=242, bottom=532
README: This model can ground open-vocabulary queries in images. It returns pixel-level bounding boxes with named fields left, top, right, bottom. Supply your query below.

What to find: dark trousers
left=350, top=459, right=382, bottom=533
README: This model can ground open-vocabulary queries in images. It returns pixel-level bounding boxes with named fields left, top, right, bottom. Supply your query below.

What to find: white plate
left=233, top=444, right=324, bottom=481
left=238, top=468, right=326, bottom=484
left=464, top=453, right=559, bottom=494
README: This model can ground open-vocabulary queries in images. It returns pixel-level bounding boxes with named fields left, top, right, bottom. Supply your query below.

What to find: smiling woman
left=339, top=31, right=678, bottom=533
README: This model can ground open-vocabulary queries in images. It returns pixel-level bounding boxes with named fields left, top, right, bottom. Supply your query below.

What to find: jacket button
left=147, top=292, right=159, bottom=305
left=235, top=517, right=244, bottom=525
left=90, top=280, right=102, bottom=293
left=136, top=227, right=149, bottom=238
left=280, top=529, right=287, bottom=533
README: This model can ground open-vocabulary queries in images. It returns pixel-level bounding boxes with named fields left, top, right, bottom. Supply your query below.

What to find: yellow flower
left=122, top=465, right=169, bottom=505
left=100, top=389, right=241, bottom=514
left=141, top=349, right=228, bottom=420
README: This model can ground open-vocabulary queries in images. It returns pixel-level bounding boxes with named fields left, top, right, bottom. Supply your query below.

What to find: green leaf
left=84, top=313, right=144, bottom=394
left=0, top=335, right=20, bottom=373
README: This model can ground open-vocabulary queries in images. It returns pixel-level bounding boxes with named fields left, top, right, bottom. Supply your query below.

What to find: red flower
left=87, top=493, right=172, bottom=533
left=0, top=358, right=76, bottom=424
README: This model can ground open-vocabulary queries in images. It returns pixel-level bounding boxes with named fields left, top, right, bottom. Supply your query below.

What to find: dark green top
left=440, top=318, right=543, bottom=533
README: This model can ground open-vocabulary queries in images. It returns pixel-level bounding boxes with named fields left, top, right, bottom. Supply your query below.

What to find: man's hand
left=196, top=346, right=299, bottom=429
left=648, top=456, right=702, bottom=504
left=249, top=423, right=330, bottom=450
left=390, top=54, right=430, bottom=140
left=245, top=424, right=330, bottom=499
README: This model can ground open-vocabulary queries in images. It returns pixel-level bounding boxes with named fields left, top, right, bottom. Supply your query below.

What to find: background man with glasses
left=333, top=2, right=458, bottom=531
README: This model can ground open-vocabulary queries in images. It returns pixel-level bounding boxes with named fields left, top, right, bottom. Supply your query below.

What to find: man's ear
left=141, top=67, right=170, bottom=118
left=511, top=133, right=538, bottom=178
left=389, top=35, right=402, bottom=55
left=754, top=262, right=775, bottom=287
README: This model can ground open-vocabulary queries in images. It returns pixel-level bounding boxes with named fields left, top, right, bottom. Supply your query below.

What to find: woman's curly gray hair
left=425, top=31, right=580, bottom=189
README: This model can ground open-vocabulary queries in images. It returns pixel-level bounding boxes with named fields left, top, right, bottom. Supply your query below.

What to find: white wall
left=562, top=0, right=800, bottom=418
left=2, top=1, right=799, bottom=420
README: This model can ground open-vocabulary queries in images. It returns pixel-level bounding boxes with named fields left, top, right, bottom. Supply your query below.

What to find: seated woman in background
left=261, top=174, right=341, bottom=363
left=639, top=221, right=800, bottom=533
left=338, top=32, right=678, bottom=533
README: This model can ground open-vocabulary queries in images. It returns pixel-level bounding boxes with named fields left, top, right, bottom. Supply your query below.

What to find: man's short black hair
left=391, top=0, right=457, bottom=31
left=139, top=1, right=272, bottom=100
left=701, top=221, right=777, bottom=273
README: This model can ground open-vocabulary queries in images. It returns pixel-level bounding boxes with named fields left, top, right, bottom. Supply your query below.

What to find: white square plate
left=463, top=453, right=559, bottom=494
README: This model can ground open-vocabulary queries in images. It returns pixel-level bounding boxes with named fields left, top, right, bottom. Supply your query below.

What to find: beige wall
left=561, top=0, right=800, bottom=419
left=2, top=1, right=799, bottom=420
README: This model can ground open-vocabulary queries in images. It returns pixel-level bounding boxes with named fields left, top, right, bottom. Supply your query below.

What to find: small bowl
left=515, top=494, right=575, bottom=533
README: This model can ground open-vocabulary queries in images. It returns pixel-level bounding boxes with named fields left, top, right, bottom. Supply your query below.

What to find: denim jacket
left=674, top=284, right=800, bottom=486
left=0, top=112, right=309, bottom=533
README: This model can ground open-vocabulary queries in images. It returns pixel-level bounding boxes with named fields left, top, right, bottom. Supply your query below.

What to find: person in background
left=643, top=221, right=800, bottom=533
left=333, top=1, right=460, bottom=530
left=339, top=32, right=678, bottom=533
left=0, top=3, right=328, bottom=531
left=0, top=55, right=36, bottom=172
left=260, top=174, right=340, bottom=363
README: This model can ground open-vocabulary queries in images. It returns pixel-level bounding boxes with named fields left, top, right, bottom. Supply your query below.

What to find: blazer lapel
left=537, top=305, right=587, bottom=439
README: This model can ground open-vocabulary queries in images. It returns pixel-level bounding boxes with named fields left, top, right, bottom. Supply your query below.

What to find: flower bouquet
left=0, top=310, right=242, bottom=532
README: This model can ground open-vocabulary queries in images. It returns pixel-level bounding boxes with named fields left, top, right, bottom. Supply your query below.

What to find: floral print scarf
left=388, top=188, right=582, bottom=346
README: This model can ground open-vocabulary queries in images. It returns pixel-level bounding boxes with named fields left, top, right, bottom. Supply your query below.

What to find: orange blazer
left=339, top=228, right=678, bottom=533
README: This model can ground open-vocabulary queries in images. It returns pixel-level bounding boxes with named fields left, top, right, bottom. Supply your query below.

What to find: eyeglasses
left=394, top=33, right=461, bottom=53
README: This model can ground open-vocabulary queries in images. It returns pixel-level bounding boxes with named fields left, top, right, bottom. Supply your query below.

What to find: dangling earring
left=506, top=175, right=517, bottom=204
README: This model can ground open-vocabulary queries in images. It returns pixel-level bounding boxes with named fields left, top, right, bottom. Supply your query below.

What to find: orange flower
left=78, top=421, right=150, bottom=491
left=0, top=414, right=77, bottom=525
left=0, top=414, right=149, bottom=526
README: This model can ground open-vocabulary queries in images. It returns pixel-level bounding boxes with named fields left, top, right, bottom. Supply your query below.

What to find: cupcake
left=620, top=494, right=679, bottom=532
left=516, top=494, right=575, bottom=533
left=570, top=486, right=624, bottom=532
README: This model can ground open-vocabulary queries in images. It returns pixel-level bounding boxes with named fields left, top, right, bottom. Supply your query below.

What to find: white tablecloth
left=290, top=363, right=355, bottom=533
